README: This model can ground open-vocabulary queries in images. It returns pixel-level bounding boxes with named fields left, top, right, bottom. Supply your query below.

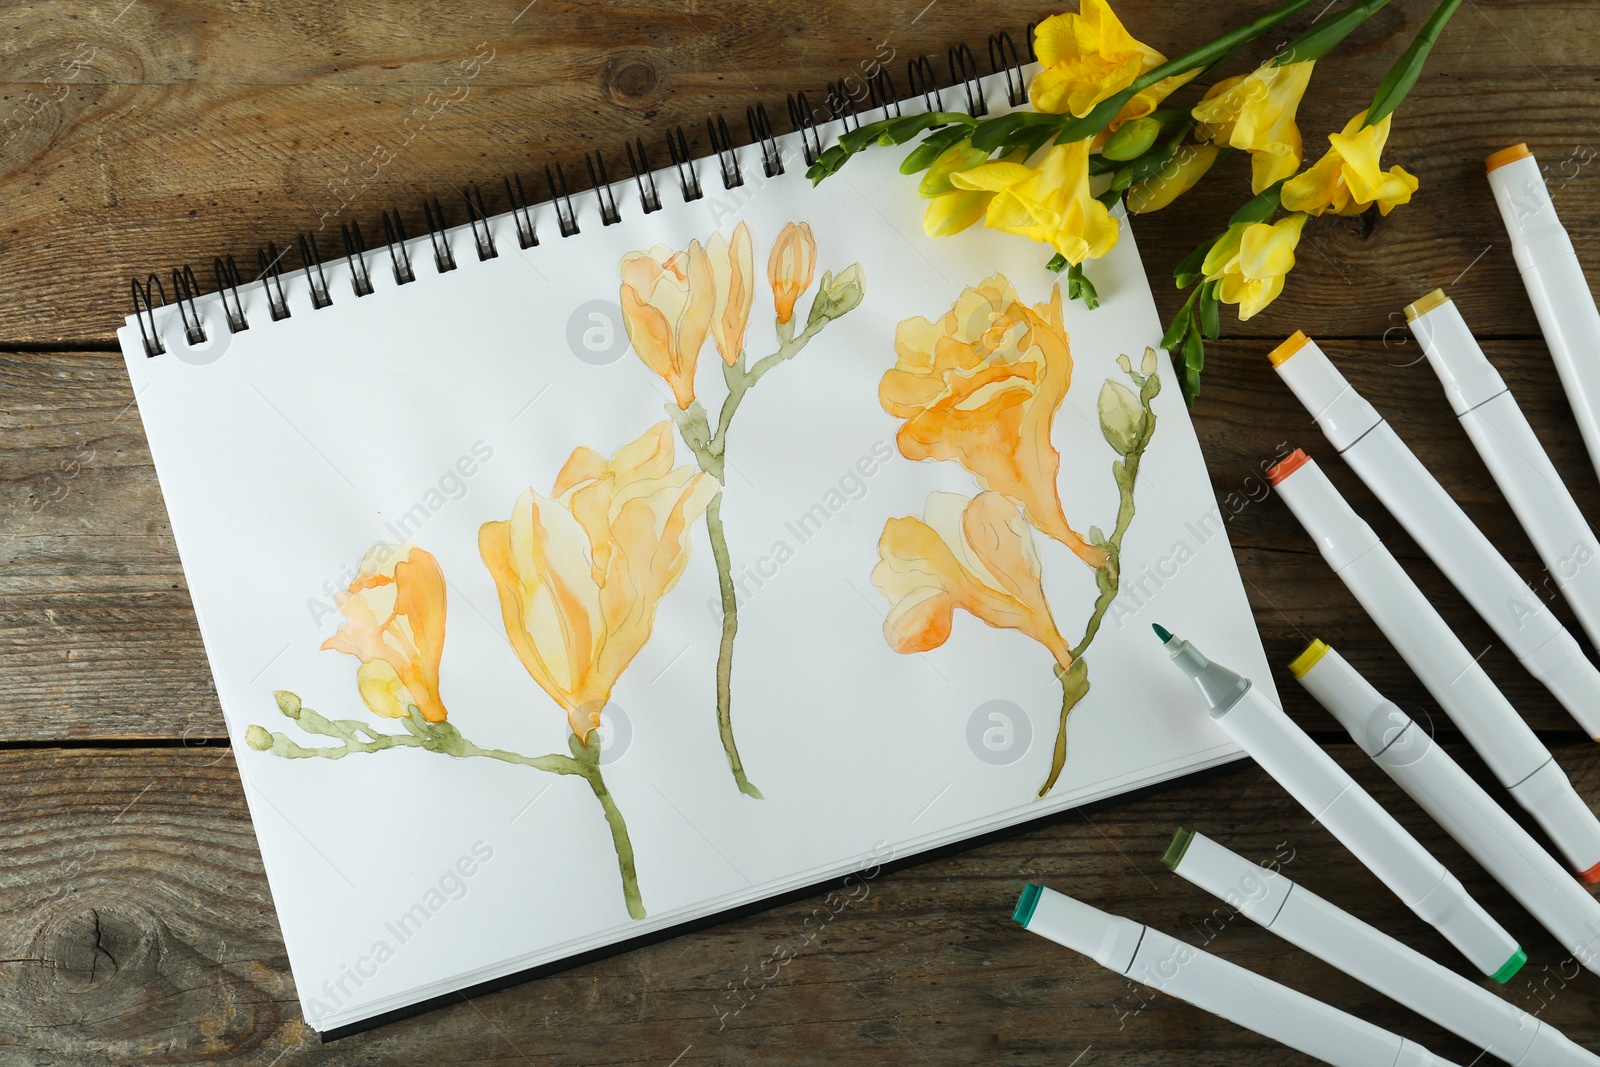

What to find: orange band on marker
left=1266, top=448, right=1311, bottom=486
left=1486, top=143, right=1532, bottom=173
left=1580, top=859, right=1600, bottom=885
left=1268, top=330, right=1310, bottom=367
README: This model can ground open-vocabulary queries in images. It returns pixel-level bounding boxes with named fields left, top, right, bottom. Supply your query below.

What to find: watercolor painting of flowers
left=246, top=422, right=718, bottom=921
left=619, top=220, right=866, bottom=799
left=872, top=274, right=1159, bottom=797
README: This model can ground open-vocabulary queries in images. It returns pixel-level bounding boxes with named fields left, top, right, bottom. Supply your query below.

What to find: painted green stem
left=1037, top=359, right=1161, bottom=798
left=665, top=317, right=829, bottom=800
left=248, top=698, right=645, bottom=917
left=705, top=492, right=762, bottom=799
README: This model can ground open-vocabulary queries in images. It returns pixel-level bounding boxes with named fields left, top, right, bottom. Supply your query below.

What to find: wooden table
left=5, top=1, right=1600, bottom=1062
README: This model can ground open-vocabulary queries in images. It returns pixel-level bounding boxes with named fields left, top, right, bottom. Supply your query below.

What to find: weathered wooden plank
left=1, top=1, right=1598, bottom=342
left=1, top=744, right=1596, bottom=1065
left=5, top=338, right=1599, bottom=742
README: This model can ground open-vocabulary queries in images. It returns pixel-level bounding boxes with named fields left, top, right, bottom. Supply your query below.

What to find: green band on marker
left=1491, top=946, right=1527, bottom=984
left=1161, top=827, right=1195, bottom=871
left=1014, top=883, right=1043, bottom=927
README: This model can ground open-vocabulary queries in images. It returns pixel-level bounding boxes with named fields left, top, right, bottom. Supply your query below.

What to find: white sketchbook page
left=118, top=68, right=1268, bottom=1032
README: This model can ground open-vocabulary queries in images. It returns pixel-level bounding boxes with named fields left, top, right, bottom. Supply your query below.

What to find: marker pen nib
left=1153, top=624, right=1173, bottom=643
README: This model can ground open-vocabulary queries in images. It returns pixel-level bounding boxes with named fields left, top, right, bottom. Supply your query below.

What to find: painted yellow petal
left=355, top=658, right=411, bottom=719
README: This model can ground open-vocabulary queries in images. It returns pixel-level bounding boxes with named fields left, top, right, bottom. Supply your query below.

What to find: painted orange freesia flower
left=768, top=221, right=817, bottom=326
left=620, top=241, right=715, bottom=410
left=479, top=422, right=717, bottom=743
left=322, top=545, right=450, bottom=723
left=707, top=222, right=754, bottom=365
left=873, top=491, right=1073, bottom=670
left=880, top=276, right=1107, bottom=568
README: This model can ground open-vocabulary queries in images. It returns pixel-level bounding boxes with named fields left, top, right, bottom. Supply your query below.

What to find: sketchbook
left=116, top=50, right=1270, bottom=1035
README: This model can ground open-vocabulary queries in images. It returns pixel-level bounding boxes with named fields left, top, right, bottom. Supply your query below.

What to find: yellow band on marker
left=1404, top=288, right=1450, bottom=323
left=1268, top=330, right=1310, bottom=367
left=1485, top=143, right=1532, bottom=173
left=1287, top=639, right=1330, bottom=679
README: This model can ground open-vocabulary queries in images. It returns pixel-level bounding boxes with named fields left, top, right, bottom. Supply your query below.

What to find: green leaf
left=1365, top=0, right=1464, bottom=125
left=1182, top=325, right=1205, bottom=405
left=1198, top=281, right=1221, bottom=340
left=1088, top=153, right=1121, bottom=176
left=1174, top=239, right=1217, bottom=289
left=1229, top=181, right=1285, bottom=225
left=880, top=112, right=971, bottom=146
left=1275, top=0, right=1392, bottom=66
left=1162, top=288, right=1200, bottom=348
left=1068, top=262, right=1100, bottom=310
left=899, top=125, right=975, bottom=175
left=969, top=112, right=1059, bottom=152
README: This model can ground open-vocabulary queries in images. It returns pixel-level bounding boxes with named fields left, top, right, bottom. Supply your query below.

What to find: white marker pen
left=1014, top=884, right=1463, bottom=1067
left=1269, top=449, right=1600, bottom=879
left=1291, top=640, right=1600, bottom=976
left=1407, top=288, right=1600, bottom=657
left=1165, top=830, right=1598, bottom=1064
left=1154, top=625, right=1522, bottom=979
left=1487, top=143, right=1600, bottom=483
left=1270, top=330, right=1600, bottom=739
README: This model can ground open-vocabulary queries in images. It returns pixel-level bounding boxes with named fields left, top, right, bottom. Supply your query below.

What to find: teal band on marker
left=1491, top=946, right=1527, bottom=984
left=1014, top=883, right=1043, bottom=927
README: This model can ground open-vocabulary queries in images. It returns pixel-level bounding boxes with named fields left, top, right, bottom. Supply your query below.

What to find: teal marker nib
left=1153, top=623, right=1173, bottom=643
left=1013, top=883, right=1043, bottom=928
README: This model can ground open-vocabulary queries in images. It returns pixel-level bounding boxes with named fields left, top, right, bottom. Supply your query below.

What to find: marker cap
left=1506, top=760, right=1600, bottom=880
left=1486, top=148, right=1576, bottom=271
left=1013, top=884, right=1143, bottom=971
left=1405, top=292, right=1509, bottom=415
left=1163, top=829, right=1291, bottom=928
left=1267, top=451, right=1381, bottom=570
left=1294, top=642, right=1427, bottom=762
left=1267, top=334, right=1381, bottom=450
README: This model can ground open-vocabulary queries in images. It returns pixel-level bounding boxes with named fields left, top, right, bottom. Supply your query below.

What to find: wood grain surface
left=5, top=0, right=1600, bottom=1063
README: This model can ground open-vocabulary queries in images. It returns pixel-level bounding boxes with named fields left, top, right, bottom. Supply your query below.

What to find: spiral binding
left=129, top=29, right=1032, bottom=358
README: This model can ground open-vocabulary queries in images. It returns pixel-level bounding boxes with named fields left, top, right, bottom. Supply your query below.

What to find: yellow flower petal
left=1194, top=60, right=1315, bottom=193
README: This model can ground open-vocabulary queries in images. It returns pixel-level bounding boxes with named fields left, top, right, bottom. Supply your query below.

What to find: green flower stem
left=706, top=491, right=763, bottom=800
left=1037, top=361, right=1161, bottom=798
left=248, top=700, right=645, bottom=917
left=1038, top=659, right=1090, bottom=798
left=663, top=316, right=828, bottom=800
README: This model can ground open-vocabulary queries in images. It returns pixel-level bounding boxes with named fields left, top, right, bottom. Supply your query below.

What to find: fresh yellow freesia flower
left=1193, top=60, right=1315, bottom=193
left=1201, top=214, right=1308, bottom=321
left=1126, top=144, right=1221, bottom=214
left=951, top=140, right=1119, bottom=265
left=1281, top=109, right=1419, bottom=217
left=1029, top=0, right=1199, bottom=128
left=920, top=141, right=995, bottom=237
